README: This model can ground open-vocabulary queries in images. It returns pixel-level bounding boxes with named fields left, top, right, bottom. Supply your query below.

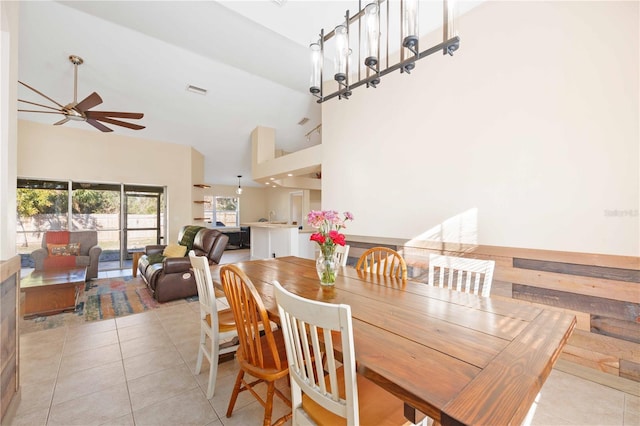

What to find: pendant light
left=364, top=2, right=380, bottom=68
left=236, top=175, right=243, bottom=195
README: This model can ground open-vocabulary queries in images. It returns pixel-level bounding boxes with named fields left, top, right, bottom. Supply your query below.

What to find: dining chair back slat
left=427, top=254, right=496, bottom=297
left=356, top=247, right=407, bottom=280
left=335, top=244, right=350, bottom=267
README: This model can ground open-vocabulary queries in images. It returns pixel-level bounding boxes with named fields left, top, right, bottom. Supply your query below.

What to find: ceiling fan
left=18, top=55, right=145, bottom=133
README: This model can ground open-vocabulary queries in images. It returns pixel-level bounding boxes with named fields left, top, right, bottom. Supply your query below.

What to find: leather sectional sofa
left=137, top=226, right=229, bottom=302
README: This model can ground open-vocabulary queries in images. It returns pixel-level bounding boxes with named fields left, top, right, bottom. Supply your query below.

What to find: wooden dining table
left=210, top=256, right=576, bottom=426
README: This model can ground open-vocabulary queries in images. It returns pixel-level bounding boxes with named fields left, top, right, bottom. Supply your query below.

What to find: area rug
left=20, top=276, right=195, bottom=334
left=81, top=276, right=159, bottom=321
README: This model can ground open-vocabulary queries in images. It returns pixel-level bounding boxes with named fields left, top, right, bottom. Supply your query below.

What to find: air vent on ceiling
left=186, top=85, right=207, bottom=95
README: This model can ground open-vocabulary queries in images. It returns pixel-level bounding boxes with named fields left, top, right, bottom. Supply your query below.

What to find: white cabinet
left=247, top=224, right=299, bottom=260
left=297, top=231, right=317, bottom=260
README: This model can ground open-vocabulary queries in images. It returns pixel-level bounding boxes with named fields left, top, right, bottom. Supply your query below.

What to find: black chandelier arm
left=317, top=36, right=460, bottom=104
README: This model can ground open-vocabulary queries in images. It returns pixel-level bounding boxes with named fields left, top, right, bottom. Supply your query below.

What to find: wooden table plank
left=441, top=309, right=577, bottom=426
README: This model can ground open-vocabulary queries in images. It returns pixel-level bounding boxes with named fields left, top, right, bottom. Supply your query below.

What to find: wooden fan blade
left=18, top=99, right=63, bottom=112
left=75, top=92, right=103, bottom=113
left=18, top=81, right=65, bottom=109
left=53, top=118, right=70, bottom=126
left=94, top=116, right=145, bottom=130
left=86, top=119, right=113, bottom=132
left=85, top=111, right=144, bottom=120
left=18, top=109, right=65, bottom=115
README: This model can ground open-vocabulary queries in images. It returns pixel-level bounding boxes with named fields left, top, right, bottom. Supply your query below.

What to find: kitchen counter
left=242, top=222, right=298, bottom=229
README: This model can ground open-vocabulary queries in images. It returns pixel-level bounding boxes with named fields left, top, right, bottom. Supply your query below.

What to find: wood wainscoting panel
left=346, top=235, right=640, bottom=384
left=0, top=255, right=20, bottom=423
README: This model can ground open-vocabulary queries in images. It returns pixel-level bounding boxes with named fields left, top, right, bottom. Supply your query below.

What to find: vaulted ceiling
left=17, top=0, right=480, bottom=186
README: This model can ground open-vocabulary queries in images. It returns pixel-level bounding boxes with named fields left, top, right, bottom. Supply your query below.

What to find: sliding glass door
left=17, top=179, right=165, bottom=271
left=124, top=186, right=164, bottom=260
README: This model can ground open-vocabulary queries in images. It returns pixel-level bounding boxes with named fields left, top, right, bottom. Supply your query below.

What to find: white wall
left=322, top=1, right=639, bottom=256
left=0, top=1, right=19, bottom=260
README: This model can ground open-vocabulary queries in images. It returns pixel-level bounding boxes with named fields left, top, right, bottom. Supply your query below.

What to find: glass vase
left=316, top=250, right=339, bottom=286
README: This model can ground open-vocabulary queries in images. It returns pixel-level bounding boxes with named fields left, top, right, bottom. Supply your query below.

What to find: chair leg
left=195, top=326, right=205, bottom=375
left=263, top=381, right=276, bottom=426
left=206, top=333, right=220, bottom=399
left=226, top=370, right=245, bottom=418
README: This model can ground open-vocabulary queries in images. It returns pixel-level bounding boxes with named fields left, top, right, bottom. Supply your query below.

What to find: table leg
left=132, top=252, right=144, bottom=277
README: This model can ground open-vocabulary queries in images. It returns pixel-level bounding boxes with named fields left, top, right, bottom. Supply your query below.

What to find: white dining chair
left=273, top=280, right=406, bottom=426
left=189, top=251, right=239, bottom=399
left=427, top=253, right=496, bottom=297
left=335, top=244, right=350, bottom=266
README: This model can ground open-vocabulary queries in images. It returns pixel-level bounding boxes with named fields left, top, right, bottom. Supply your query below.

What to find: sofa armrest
left=88, top=245, right=102, bottom=259
left=145, top=245, right=166, bottom=256
left=31, top=247, right=48, bottom=270
left=163, top=257, right=191, bottom=274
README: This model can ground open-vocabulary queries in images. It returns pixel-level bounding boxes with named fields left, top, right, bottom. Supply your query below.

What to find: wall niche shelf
left=193, top=184, right=211, bottom=189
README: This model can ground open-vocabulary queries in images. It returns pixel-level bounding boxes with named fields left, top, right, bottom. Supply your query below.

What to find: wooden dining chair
left=189, top=251, right=239, bottom=399
left=273, top=280, right=407, bottom=426
left=427, top=253, right=496, bottom=297
left=219, top=264, right=292, bottom=426
left=335, top=244, right=350, bottom=267
left=356, top=246, right=407, bottom=279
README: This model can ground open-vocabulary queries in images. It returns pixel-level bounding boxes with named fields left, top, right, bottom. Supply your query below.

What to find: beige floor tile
left=98, top=412, right=135, bottom=426
left=47, top=383, right=132, bottom=426
left=5, top=406, right=49, bottom=426
left=118, top=329, right=173, bottom=359
left=58, top=342, right=122, bottom=377
left=127, top=363, right=200, bottom=411
left=624, top=409, right=640, bottom=426
left=122, top=346, right=185, bottom=381
left=65, top=318, right=117, bottom=338
left=20, top=356, right=62, bottom=386
left=161, top=319, right=200, bottom=339
left=625, top=394, right=640, bottom=414
left=20, top=327, right=66, bottom=355
left=116, top=321, right=170, bottom=343
left=11, top=378, right=55, bottom=418
left=132, top=387, right=218, bottom=425
left=535, top=369, right=625, bottom=425
left=154, top=303, right=198, bottom=322
left=115, top=310, right=159, bottom=329
left=173, top=334, right=201, bottom=358
left=62, top=328, right=119, bottom=356
left=530, top=410, right=574, bottom=425
left=52, top=360, right=126, bottom=405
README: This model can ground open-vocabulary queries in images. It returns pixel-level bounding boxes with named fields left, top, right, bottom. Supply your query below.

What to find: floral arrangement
left=307, top=209, right=354, bottom=259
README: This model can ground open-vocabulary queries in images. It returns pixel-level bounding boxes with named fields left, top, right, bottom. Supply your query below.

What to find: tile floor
left=8, top=250, right=640, bottom=426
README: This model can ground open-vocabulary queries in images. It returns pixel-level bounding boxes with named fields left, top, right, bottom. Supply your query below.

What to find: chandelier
left=309, top=0, right=460, bottom=103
